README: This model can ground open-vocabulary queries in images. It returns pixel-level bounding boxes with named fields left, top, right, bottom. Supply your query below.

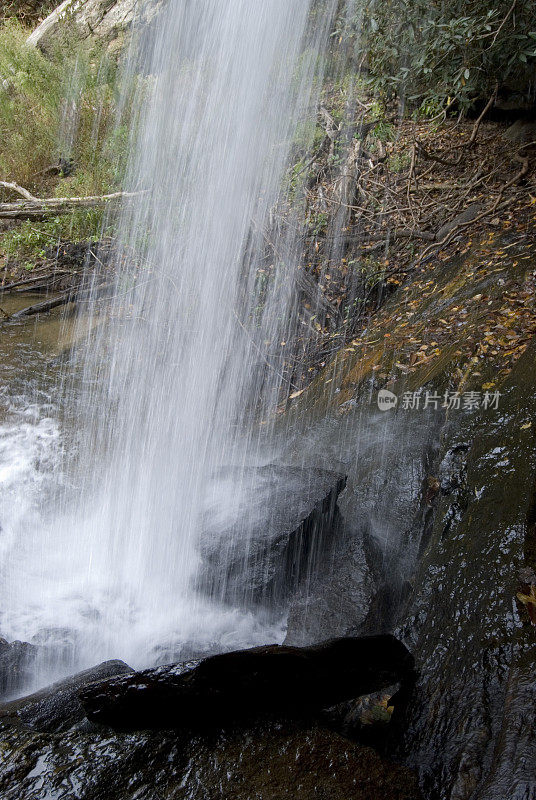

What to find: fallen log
left=79, top=634, right=416, bottom=731
left=0, top=189, right=147, bottom=221
left=8, top=291, right=76, bottom=318
left=7, top=283, right=115, bottom=319
left=0, top=270, right=74, bottom=293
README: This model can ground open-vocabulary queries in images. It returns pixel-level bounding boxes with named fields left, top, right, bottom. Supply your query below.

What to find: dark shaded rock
left=284, top=411, right=443, bottom=645
left=397, top=341, right=536, bottom=799
left=183, top=722, right=423, bottom=800
left=79, top=634, right=415, bottom=731
left=0, top=659, right=133, bottom=733
left=502, top=119, right=536, bottom=144
left=0, top=638, right=38, bottom=699
left=284, top=519, right=375, bottom=646
left=0, top=714, right=422, bottom=800
left=197, top=464, right=346, bottom=608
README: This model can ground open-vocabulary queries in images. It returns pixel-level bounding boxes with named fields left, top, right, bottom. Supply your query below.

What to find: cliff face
left=278, top=214, right=536, bottom=799
left=26, top=0, right=163, bottom=53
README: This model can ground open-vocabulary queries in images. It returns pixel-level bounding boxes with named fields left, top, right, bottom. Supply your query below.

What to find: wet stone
left=78, top=634, right=415, bottom=732
left=0, top=638, right=38, bottom=700
left=196, top=464, right=347, bottom=608
left=0, top=659, right=134, bottom=733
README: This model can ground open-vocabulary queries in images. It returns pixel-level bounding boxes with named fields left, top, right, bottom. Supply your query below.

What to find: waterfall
left=0, top=0, right=343, bottom=681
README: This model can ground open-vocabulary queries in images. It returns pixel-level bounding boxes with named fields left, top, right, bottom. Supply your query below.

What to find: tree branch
left=0, top=189, right=147, bottom=220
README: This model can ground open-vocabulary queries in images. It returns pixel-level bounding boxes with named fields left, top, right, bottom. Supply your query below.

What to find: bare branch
left=0, top=189, right=147, bottom=220
left=0, top=181, right=38, bottom=201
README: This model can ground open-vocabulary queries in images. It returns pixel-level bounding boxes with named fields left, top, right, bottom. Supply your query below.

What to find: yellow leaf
left=517, top=589, right=536, bottom=606
left=521, top=422, right=532, bottom=430
left=289, top=389, right=305, bottom=399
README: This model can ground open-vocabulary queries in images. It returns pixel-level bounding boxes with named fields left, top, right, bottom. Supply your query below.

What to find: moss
left=288, top=219, right=536, bottom=420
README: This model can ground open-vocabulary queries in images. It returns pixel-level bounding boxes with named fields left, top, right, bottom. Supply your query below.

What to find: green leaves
left=345, top=0, right=536, bottom=114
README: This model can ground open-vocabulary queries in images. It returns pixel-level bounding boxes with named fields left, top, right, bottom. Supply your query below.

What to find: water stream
left=0, top=0, right=345, bottom=687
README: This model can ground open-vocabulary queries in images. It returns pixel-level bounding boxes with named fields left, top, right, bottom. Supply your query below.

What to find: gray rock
left=283, top=408, right=443, bottom=645
left=26, top=0, right=164, bottom=53
left=285, top=522, right=375, bottom=646
left=0, top=659, right=133, bottom=733
left=0, top=638, right=38, bottom=700
left=196, top=464, right=346, bottom=608
left=502, top=119, right=536, bottom=144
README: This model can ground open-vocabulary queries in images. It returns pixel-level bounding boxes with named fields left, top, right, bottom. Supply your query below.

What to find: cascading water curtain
left=1, top=0, right=368, bottom=683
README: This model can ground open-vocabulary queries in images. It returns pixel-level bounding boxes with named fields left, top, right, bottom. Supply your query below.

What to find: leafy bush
left=0, top=0, right=53, bottom=25
left=335, top=0, right=536, bottom=114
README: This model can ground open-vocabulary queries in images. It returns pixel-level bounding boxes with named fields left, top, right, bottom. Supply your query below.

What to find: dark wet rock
left=284, top=518, right=375, bottom=646
left=182, top=722, right=423, bottom=800
left=0, top=715, right=421, bottom=800
left=396, top=342, right=536, bottom=799
left=0, top=659, right=133, bottom=733
left=0, top=638, right=38, bottom=699
left=0, top=719, right=189, bottom=800
left=196, top=464, right=346, bottom=608
left=79, top=635, right=415, bottom=731
left=284, top=411, right=443, bottom=645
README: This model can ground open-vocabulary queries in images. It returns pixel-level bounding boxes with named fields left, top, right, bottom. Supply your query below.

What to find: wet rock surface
left=197, top=464, right=346, bottom=608
left=0, top=717, right=422, bottom=800
left=283, top=410, right=443, bottom=645
left=281, top=346, right=536, bottom=799
left=0, top=637, right=420, bottom=800
left=181, top=722, right=422, bottom=800
left=396, top=342, right=536, bottom=800
left=0, top=659, right=133, bottom=733
left=0, top=637, right=38, bottom=699
left=79, top=634, right=415, bottom=731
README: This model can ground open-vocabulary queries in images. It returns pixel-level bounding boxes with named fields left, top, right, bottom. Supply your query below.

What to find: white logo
left=377, top=389, right=398, bottom=411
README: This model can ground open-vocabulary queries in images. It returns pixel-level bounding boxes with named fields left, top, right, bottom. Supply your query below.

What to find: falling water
left=0, top=0, right=344, bottom=682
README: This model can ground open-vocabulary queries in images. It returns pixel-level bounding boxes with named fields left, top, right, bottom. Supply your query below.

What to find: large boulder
left=26, top=0, right=163, bottom=53
left=79, top=634, right=415, bottom=731
left=283, top=412, right=443, bottom=645
left=196, top=464, right=347, bottom=608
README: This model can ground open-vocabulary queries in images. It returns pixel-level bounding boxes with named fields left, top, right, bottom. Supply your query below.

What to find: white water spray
left=0, top=0, right=340, bottom=681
